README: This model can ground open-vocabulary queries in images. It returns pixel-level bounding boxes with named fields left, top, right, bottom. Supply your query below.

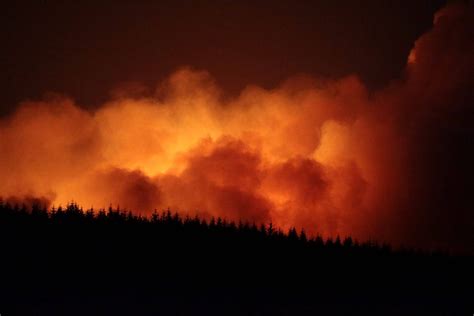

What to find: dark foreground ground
left=0, top=204, right=472, bottom=315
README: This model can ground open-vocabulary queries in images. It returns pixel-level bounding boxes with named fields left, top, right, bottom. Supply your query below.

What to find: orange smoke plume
left=1, top=3, right=473, bottom=252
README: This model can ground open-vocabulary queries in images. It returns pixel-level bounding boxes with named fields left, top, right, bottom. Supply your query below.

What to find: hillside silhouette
left=0, top=201, right=472, bottom=315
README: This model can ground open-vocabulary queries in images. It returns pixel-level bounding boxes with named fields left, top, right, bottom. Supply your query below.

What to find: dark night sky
left=1, top=0, right=446, bottom=115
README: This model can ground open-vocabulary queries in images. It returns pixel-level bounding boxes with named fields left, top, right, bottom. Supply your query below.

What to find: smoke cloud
left=1, top=3, right=473, bottom=252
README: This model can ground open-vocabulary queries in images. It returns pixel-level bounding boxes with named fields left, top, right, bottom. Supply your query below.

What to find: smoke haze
left=1, top=3, right=473, bottom=252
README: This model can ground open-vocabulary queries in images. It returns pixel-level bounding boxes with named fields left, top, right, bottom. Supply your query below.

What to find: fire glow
left=1, top=4, right=473, bottom=251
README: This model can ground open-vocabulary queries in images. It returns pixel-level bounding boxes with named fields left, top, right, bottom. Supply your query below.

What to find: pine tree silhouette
left=0, top=201, right=470, bottom=315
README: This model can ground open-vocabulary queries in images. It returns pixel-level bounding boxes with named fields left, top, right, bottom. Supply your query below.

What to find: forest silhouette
left=0, top=201, right=472, bottom=315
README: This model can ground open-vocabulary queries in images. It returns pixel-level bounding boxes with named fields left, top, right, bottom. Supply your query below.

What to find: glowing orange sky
left=1, top=3, right=473, bottom=251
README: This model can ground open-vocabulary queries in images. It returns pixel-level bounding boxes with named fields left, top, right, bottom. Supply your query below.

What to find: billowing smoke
left=1, top=3, right=473, bottom=252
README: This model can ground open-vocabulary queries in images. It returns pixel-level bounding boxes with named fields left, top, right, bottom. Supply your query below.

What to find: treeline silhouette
left=0, top=201, right=393, bottom=254
left=0, top=201, right=472, bottom=315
